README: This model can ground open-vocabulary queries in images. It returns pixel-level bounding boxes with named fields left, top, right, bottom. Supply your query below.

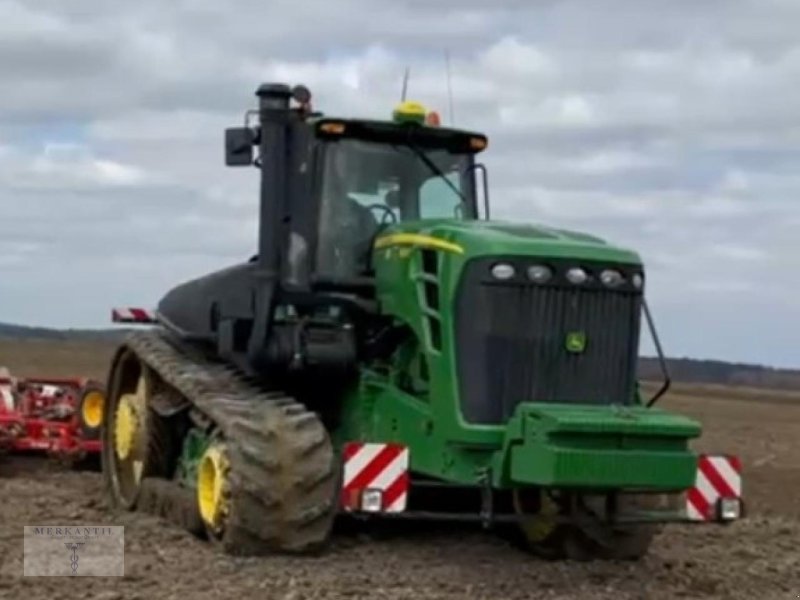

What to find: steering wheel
left=364, top=203, right=397, bottom=226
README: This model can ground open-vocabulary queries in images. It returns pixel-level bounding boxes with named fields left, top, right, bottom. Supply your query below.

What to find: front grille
left=455, top=258, right=643, bottom=424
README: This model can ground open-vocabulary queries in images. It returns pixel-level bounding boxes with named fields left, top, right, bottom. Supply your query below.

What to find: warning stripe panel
left=341, top=442, right=409, bottom=513
left=343, top=443, right=389, bottom=487
left=707, top=455, right=742, bottom=495
left=686, top=453, right=742, bottom=521
left=686, top=486, right=711, bottom=521
left=700, top=455, right=737, bottom=499
left=382, top=470, right=409, bottom=511
left=345, top=445, right=404, bottom=493
left=112, top=308, right=157, bottom=324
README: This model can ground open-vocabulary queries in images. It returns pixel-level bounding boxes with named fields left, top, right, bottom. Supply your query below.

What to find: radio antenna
left=445, top=49, right=455, bottom=125
left=400, top=67, right=410, bottom=101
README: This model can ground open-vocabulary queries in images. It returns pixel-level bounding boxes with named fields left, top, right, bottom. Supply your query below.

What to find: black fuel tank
left=157, top=261, right=257, bottom=340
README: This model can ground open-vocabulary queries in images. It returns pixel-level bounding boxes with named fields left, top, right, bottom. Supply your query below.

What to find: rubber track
left=124, top=330, right=338, bottom=555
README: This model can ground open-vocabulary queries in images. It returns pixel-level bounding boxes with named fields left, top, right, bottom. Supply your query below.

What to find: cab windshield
left=316, top=138, right=476, bottom=279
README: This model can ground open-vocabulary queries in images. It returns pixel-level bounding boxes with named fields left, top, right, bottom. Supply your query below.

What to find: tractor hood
left=374, top=219, right=642, bottom=264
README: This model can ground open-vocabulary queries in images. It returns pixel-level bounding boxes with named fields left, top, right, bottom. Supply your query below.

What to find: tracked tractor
left=102, top=82, right=743, bottom=560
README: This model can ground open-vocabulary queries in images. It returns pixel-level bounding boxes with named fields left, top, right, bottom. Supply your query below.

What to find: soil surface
left=0, top=342, right=798, bottom=599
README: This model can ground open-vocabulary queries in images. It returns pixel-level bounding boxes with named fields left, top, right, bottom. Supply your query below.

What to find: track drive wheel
left=193, top=403, right=338, bottom=556
left=101, top=348, right=173, bottom=510
left=512, top=490, right=659, bottom=561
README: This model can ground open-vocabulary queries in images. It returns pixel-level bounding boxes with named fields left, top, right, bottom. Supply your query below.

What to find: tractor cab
left=224, top=87, right=488, bottom=288
left=313, top=107, right=486, bottom=280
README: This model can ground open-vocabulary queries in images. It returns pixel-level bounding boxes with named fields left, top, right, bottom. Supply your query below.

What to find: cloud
left=0, top=0, right=799, bottom=368
left=0, top=143, right=149, bottom=190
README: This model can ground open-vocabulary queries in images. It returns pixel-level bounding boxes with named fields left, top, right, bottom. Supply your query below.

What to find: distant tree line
left=2, top=322, right=798, bottom=391
left=0, top=322, right=129, bottom=341
left=638, top=357, right=800, bottom=391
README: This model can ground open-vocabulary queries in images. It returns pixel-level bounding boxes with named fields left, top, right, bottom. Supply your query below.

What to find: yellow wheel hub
left=114, top=396, right=139, bottom=460
left=197, top=444, right=230, bottom=531
left=514, top=489, right=559, bottom=543
left=114, top=373, right=147, bottom=462
left=81, top=391, right=105, bottom=429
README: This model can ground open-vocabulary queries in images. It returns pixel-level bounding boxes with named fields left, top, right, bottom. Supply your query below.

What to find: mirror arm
left=644, top=299, right=671, bottom=407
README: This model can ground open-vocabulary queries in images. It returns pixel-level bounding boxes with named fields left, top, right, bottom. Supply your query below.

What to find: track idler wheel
left=511, top=488, right=565, bottom=560
left=102, top=348, right=173, bottom=510
left=197, top=440, right=231, bottom=540
left=512, top=490, right=659, bottom=561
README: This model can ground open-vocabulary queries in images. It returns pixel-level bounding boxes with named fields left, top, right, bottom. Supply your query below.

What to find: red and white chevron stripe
left=341, top=442, right=409, bottom=513
left=686, top=454, right=742, bottom=521
left=112, top=308, right=157, bottom=324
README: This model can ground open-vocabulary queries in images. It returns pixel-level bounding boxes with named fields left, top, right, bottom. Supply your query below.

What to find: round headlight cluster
left=600, top=269, right=624, bottom=288
left=565, top=267, right=588, bottom=285
left=527, top=265, right=552, bottom=283
left=490, top=263, right=515, bottom=280
left=489, top=262, right=643, bottom=289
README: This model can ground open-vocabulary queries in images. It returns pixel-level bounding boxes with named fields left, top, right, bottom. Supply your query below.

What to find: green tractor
left=102, top=82, right=742, bottom=560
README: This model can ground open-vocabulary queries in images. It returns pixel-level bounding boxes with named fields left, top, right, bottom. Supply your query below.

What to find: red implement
left=0, top=370, right=105, bottom=465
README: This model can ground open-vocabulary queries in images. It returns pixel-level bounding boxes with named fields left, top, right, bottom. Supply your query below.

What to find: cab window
left=316, top=139, right=475, bottom=279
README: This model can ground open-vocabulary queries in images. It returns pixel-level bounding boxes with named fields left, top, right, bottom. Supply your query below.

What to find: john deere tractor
left=101, top=82, right=742, bottom=560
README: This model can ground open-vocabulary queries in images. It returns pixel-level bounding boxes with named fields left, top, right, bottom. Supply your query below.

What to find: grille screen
left=455, top=258, right=643, bottom=424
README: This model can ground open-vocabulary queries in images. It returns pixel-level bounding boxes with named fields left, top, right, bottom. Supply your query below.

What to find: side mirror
left=467, top=163, right=490, bottom=219
left=225, top=127, right=254, bottom=166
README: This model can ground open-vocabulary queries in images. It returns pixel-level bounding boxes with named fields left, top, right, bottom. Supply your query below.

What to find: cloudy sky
left=1, top=0, right=798, bottom=368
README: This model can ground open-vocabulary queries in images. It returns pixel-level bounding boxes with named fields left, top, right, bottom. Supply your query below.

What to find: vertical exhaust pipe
left=247, top=83, right=292, bottom=370
left=255, top=83, right=292, bottom=275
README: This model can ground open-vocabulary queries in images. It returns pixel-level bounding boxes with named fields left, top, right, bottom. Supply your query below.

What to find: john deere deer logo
left=565, top=331, right=587, bottom=354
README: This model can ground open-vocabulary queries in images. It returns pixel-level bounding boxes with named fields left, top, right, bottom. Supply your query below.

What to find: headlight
left=491, top=263, right=516, bottom=280
left=526, top=265, right=552, bottom=283
left=565, top=267, right=588, bottom=285
left=632, top=273, right=644, bottom=289
left=600, top=269, right=624, bottom=288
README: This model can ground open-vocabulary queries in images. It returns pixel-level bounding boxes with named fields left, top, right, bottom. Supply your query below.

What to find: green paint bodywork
left=176, top=427, right=211, bottom=488
left=332, top=218, right=702, bottom=492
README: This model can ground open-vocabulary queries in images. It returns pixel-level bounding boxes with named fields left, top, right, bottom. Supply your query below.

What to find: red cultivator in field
left=0, top=369, right=105, bottom=466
